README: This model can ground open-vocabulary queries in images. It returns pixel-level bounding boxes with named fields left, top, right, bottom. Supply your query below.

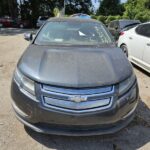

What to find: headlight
left=119, top=73, right=136, bottom=96
left=14, top=68, right=35, bottom=95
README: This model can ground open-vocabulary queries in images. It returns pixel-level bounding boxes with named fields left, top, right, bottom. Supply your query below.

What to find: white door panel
left=128, top=30, right=145, bottom=61
left=143, top=40, right=150, bottom=65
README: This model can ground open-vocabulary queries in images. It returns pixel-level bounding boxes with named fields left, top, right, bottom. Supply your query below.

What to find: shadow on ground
left=132, top=63, right=150, bottom=77
left=25, top=100, right=150, bottom=150
left=0, top=28, right=37, bottom=36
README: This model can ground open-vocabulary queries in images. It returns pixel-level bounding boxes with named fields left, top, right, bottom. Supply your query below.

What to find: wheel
left=121, top=44, right=128, bottom=57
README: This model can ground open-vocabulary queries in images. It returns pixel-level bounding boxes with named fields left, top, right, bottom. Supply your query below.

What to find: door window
left=136, top=24, right=150, bottom=38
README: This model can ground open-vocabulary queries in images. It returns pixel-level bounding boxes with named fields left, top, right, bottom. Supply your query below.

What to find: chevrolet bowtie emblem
left=69, top=95, right=87, bottom=103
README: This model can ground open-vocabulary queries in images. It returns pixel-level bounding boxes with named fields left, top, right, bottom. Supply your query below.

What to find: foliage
left=0, top=0, right=150, bottom=27
left=97, top=0, right=124, bottom=16
left=123, top=0, right=150, bottom=22
left=19, top=0, right=92, bottom=27
left=0, top=0, right=18, bottom=18
left=65, top=0, right=92, bottom=15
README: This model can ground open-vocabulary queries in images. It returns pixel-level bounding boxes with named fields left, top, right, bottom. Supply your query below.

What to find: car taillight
left=120, top=32, right=125, bottom=36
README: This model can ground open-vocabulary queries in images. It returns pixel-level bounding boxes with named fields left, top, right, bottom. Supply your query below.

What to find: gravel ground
left=0, top=28, right=150, bottom=150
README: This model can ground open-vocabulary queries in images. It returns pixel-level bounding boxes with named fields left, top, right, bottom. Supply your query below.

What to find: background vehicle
left=0, top=16, right=31, bottom=28
left=71, top=13, right=91, bottom=19
left=11, top=18, right=139, bottom=136
left=36, top=16, right=49, bottom=28
left=118, top=22, right=150, bottom=73
left=108, top=19, right=141, bottom=40
left=0, top=16, right=14, bottom=27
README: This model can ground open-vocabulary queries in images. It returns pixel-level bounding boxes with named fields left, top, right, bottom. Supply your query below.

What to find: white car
left=118, top=22, right=150, bottom=73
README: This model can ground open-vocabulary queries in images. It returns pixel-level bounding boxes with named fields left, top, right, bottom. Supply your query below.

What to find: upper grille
left=39, top=84, right=115, bottom=113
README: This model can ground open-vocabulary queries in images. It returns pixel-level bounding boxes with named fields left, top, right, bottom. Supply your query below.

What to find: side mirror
left=24, top=33, right=33, bottom=41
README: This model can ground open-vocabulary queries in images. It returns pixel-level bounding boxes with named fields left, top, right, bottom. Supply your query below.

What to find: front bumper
left=11, top=80, right=139, bottom=136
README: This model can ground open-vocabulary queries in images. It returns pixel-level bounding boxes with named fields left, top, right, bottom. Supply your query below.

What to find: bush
left=97, top=15, right=107, bottom=23
left=91, top=15, right=98, bottom=20
left=91, top=12, right=150, bottom=25
left=105, top=15, right=117, bottom=24
left=135, top=11, right=150, bottom=22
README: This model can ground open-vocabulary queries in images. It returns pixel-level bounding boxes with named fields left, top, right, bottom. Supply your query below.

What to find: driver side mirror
left=24, top=33, right=33, bottom=41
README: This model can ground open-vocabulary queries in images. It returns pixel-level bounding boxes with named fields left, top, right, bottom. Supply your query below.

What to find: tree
left=0, top=0, right=18, bottom=18
left=123, top=0, right=150, bottom=21
left=97, top=0, right=124, bottom=16
left=19, top=0, right=93, bottom=27
left=65, top=0, right=93, bottom=15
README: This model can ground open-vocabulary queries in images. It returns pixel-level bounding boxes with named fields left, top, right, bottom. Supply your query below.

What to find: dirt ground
left=0, top=28, right=150, bottom=150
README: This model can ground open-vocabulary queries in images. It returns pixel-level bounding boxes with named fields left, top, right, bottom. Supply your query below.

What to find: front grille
left=39, top=84, right=115, bottom=113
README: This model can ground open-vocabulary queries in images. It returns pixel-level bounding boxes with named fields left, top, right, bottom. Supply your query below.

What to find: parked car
left=36, top=16, right=49, bottom=28
left=0, top=16, right=14, bottom=27
left=18, top=20, right=31, bottom=28
left=11, top=17, right=139, bottom=136
left=108, top=19, right=141, bottom=40
left=0, top=17, right=31, bottom=28
left=118, top=22, right=150, bottom=73
left=71, top=13, right=91, bottom=19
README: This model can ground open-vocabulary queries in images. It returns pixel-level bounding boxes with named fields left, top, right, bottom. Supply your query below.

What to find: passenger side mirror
left=24, top=33, right=33, bottom=41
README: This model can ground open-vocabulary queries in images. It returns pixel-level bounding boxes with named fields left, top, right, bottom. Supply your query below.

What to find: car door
left=127, top=25, right=146, bottom=63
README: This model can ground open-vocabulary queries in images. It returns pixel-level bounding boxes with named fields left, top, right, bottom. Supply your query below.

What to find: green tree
left=0, top=0, right=18, bottom=18
left=97, top=0, right=124, bottom=16
left=65, top=0, right=92, bottom=15
left=123, top=0, right=150, bottom=22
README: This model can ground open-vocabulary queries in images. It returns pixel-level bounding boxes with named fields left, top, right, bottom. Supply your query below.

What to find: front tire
left=121, top=44, right=128, bottom=57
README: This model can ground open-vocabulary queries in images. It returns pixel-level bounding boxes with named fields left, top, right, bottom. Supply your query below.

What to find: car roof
left=48, top=17, right=99, bottom=23
left=141, top=21, right=150, bottom=25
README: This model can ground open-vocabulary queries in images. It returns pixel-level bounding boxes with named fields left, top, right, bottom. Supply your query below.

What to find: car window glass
left=136, top=24, right=150, bottom=38
left=35, top=21, right=114, bottom=46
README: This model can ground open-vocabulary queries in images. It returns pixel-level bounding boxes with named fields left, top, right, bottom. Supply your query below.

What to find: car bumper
left=11, top=80, right=139, bottom=136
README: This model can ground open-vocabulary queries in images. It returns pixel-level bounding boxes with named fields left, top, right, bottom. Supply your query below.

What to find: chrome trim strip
left=42, top=97, right=113, bottom=113
left=40, top=84, right=115, bottom=113
left=44, top=97, right=111, bottom=110
left=41, top=86, right=115, bottom=101
left=42, top=85, right=114, bottom=95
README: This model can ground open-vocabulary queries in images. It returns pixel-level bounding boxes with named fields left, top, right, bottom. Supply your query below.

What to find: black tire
left=121, top=44, right=128, bottom=57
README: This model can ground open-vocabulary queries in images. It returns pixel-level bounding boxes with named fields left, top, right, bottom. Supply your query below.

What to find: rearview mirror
left=24, top=33, right=33, bottom=41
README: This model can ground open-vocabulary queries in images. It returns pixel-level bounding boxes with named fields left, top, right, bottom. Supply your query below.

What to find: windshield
left=34, top=21, right=113, bottom=46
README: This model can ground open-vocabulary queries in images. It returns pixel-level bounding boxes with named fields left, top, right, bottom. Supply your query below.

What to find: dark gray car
left=11, top=18, right=139, bottom=136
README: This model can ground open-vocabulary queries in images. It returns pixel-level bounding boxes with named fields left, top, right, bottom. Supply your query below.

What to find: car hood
left=18, top=44, right=133, bottom=88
